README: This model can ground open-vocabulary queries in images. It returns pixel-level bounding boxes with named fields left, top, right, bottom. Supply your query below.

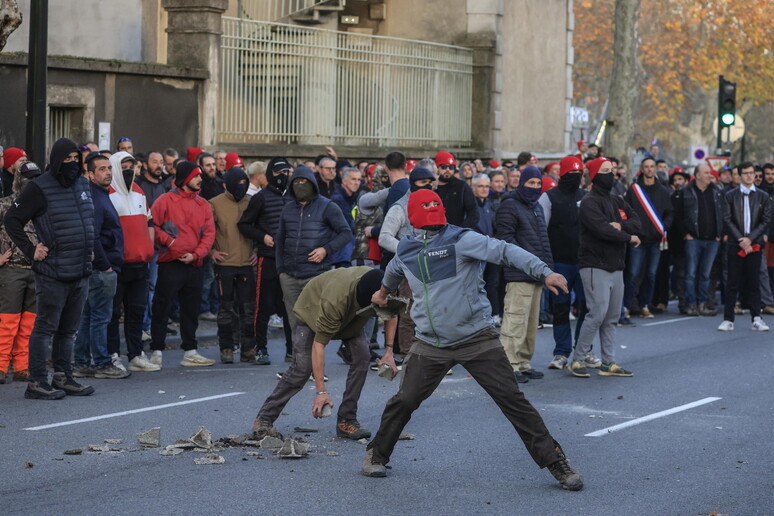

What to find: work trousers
left=500, top=282, right=542, bottom=372
left=215, top=265, right=256, bottom=352
left=257, top=324, right=370, bottom=423
left=151, top=261, right=203, bottom=352
left=0, top=266, right=36, bottom=373
left=368, top=333, right=562, bottom=468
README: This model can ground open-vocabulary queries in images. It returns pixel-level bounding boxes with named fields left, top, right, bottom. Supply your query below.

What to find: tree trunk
left=605, top=0, right=641, bottom=167
left=0, top=0, right=22, bottom=51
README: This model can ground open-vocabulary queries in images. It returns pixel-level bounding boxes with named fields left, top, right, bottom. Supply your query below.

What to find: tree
left=605, top=0, right=640, bottom=164
left=0, top=0, right=22, bottom=51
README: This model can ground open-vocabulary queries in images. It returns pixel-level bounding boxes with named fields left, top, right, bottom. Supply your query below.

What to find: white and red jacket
left=108, top=152, right=154, bottom=264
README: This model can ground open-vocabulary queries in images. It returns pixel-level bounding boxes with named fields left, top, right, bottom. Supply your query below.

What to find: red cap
left=407, top=189, right=447, bottom=229
left=586, top=157, right=610, bottom=181
left=405, top=159, right=417, bottom=172
left=545, top=162, right=559, bottom=174
left=488, top=160, right=500, bottom=169
left=435, top=151, right=456, bottom=167
left=576, top=140, right=587, bottom=150
left=4, top=147, right=27, bottom=167
left=187, top=147, right=204, bottom=162
left=559, top=156, right=583, bottom=176
left=541, top=176, right=557, bottom=193
left=225, top=152, right=243, bottom=170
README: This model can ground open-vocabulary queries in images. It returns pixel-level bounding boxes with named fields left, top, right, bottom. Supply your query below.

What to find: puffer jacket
left=495, top=192, right=553, bottom=283
left=151, top=188, right=215, bottom=267
left=237, top=184, right=287, bottom=258
left=275, top=166, right=352, bottom=279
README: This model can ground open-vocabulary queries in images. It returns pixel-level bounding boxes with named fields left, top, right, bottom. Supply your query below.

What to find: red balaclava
left=407, top=189, right=447, bottom=229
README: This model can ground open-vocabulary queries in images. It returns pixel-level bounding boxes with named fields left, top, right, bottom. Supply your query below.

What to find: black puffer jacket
left=238, top=184, right=287, bottom=258
left=495, top=191, right=553, bottom=283
left=275, top=166, right=352, bottom=279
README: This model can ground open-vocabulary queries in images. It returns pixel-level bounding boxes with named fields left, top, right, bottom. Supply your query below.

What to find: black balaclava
left=592, top=173, right=614, bottom=193
left=224, top=167, right=249, bottom=202
left=267, top=157, right=291, bottom=191
left=293, top=180, right=315, bottom=202
left=409, top=167, right=435, bottom=193
left=558, top=173, right=582, bottom=192
left=356, top=269, right=385, bottom=308
left=49, top=137, right=82, bottom=187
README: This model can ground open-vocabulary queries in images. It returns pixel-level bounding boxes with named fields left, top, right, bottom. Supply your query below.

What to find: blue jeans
left=684, top=239, right=720, bottom=306
left=74, top=270, right=118, bottom=368
left=624, top=242, right=661, bottom=310
left=200, top=257, right=220, bottom=314
left=143, top=251, right=158, bottom=331
left=550, top=263, right=586, bottom=357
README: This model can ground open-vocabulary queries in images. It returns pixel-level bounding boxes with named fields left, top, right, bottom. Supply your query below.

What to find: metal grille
left=237, top=0, right=329, bottom=21
left=49, top=106, right=73, bottom=146
left=219, top=18, right=473, bottom=148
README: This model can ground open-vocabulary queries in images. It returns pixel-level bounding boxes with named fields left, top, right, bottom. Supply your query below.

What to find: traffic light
left=718, top=75, right=736, bottom=128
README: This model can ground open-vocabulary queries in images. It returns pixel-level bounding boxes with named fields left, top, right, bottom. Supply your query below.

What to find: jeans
left=151, top=261, right=203, bottom=351
left=108, top=264, right=149, bottom=360
left=28, top=274, right=89, bottom=383
left=550, top=263, right=586, bottom=358
left=214, top=265, right=256, bottom=352
left=624, top=242, right=661, bottom=310
left=74, top=270, right=118, bottom=369
left=143, top=251, right=158, bottom=331
left=684, top=239, right=720, bottom=307
left=200, top=257, right=219, bottom=314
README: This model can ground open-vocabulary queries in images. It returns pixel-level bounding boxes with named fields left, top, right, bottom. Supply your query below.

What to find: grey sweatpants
left=574, top=268, right=623, bottom=365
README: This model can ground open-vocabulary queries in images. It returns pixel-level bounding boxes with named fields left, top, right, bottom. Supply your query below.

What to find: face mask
left=269, top=172, right=288, bottom=191
left=293, top=181, right=315, bottom=202
left=410, top=182, right=433, bottom=193
left=592, top=173, right=614, bottom=192
left=517, top=186, right=542, bottom=206
left=230, top=183, right=248, bottom=202
left=558, top=173, right=581, bottom=192
left=123, top=169, right=135, bottom=189
left=60, top=161, right=81, bottom=186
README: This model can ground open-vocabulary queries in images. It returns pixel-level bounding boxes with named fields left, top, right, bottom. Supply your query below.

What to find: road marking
left=642, top=316, right=695, bottom=327
left=585, top=397, right=722, bottom=437
left=24, top=392, right=245, bottom=431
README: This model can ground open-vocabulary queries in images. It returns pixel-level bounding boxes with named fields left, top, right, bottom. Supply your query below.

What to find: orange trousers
left=0, top=266, right=36, bottom=373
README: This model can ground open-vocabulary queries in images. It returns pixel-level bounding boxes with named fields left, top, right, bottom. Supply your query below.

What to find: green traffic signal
left=721, top=113, right=735, bottom=126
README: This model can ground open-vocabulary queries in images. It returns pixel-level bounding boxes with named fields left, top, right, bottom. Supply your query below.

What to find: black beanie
left=356, top=269, right=385, bottom=308
left=175, top=160, right=201, bottom=188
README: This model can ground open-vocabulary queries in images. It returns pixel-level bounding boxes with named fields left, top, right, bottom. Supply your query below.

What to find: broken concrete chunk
left=259, top=436, right=284, bottom=450
left=188, top=426, right=212, bottom=449
left=293, top=427, right=319, bottom=433
left=194, top=453, right=225, bottom=465
left=159, top=448, right=184, bottom=456
left=326, top=451, right=340, bottom=457
left=356, top=438, right=369, bottom=445
left=63, top=449, right=83, bottom=455
left=277, top=438, right=310, bottom=459
left=167, top=439, right=196, bottom=450
left=192, top=448, right=211, bottom=453
left=136, top=427, right=161, bottom=448
left=88, top=445, right=110, bottom=453
left=398, top=432, right=415, bottom=441
left=104, top=439, right=123, bottom=444
left=245, top=451, right=262, bottom=457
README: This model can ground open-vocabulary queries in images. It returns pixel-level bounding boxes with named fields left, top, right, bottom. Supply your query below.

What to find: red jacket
left=151, top=188, right=215, bottom=267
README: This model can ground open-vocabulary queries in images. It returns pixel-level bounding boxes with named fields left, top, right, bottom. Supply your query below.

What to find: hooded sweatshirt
left=209, top=169, right=253, bottom=267
left=109, top=151, right=154, bottom=264
left=151, top=184, right=216, bottom=267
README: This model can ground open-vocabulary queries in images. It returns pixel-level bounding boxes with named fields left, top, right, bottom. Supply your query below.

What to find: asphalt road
left=1, top=311, right=772, bottom=515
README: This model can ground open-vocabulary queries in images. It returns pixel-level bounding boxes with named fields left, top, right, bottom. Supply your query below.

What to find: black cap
left=268, top=157, right=291, bottom=174
left=84, top=151, right=103, bottom=163
left=19, top=162, right=42, bottom=179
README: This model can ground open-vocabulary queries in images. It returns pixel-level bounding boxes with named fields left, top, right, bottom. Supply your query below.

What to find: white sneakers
left=268, top=314, right=284, bottom=328
left=181, top=351, right=215, bottom=367
left=128, top=353, right=161, bottom=372
left=548, top=355, right=569, bottom=370
left=752, top=316, right=769, bottom=332
left=150, top=351, right=163, bottom=368
left=111, top=353, right=128, bottom=372
left=717, top=320, right=734, bottom=331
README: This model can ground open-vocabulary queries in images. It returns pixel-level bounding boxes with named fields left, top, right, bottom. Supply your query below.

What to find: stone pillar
left=162, top=0, right=227, bottom=147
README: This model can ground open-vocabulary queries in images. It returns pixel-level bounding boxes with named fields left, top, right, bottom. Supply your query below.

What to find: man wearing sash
left=623, top=157, right=673, bottom=318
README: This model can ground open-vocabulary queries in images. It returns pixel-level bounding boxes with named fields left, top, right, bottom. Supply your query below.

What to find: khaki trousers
left=500, top=281, right=542, bottom=371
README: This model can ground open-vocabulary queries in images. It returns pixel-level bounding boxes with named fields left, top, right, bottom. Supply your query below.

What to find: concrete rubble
left=277, top=438, right=310, bottom=459
left=159, top=448, right=184, bottom=456
left=194, top=453, right=225, bottom=465
left=398, top=432, right=415, bottom=440
left=188, top=426, right=212, bottom=449
left=136, top=427, right=161, bottom=448
left=258, top=436, right=284, bottom=450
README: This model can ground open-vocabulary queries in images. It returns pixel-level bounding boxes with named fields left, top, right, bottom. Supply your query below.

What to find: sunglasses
left=439, top=164, right=455, bottom=171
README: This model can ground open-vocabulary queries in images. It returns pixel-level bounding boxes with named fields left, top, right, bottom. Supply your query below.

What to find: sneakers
left=94, top=364, right=131, bottom=379
left=240, top=349, right=256, bottom=363
left=72, top=365, right=96, bottom=378
left=568, top=360, right=590, bottom=378
left=128, top=353, right=161, bottom=372
left=698, top=303, right=717, bottom=316
left=220, top=348, right=234, bottom=364
left=111, top=353, right=127, bottom=372
left=583, top=353, right=602, bottom=369
left=24, top=380, right=66, bottom=400
left=548, top=355, right=568, bottom=370
left=337, top=419, right=371, bottom=440
left=752, top=316, right=769, bottom=331
left=150, top=351, right=163, bottom=368
left=521, top=368, right=544, bottom=379
left=13, top=369, right=29, bottom=382
left=598, top=362, right=633, bottom=377
left=307, top=374, right=329, bottom=382
left=548, top=446, right=584, bottom=491
left=251, top=418, right=282, bottom=439
left=717, top=320, right=734, bottom=332
left=616, top=317, right=636, bottom=327
left=685, top=305, right=699, bottom=316
left=181, top=352, right=215, bottom=367
left=255, top=349, right=271, bottom=365
left=199, top=311, right=217, bottom=321
left=141, top=330, right=152, bottom=342
left=514, top=370, right=529, bottom=383
left=268, top=314, right=284, bottom=328
left=640, top=306, right=655, bottom=318
left=52, top=373, right=95, bottom=396
left=362, top=449, right=387, bottom=477
left=492, top=315, right=502, bottom=327
left=336, top=344, right=353, bottom=365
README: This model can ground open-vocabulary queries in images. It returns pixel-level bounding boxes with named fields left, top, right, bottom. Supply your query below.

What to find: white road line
left=585, top=397, right=722, bottom=437
left=24, top=392, right=245, bottom=431
left=642, top=316, right=695, bottom=327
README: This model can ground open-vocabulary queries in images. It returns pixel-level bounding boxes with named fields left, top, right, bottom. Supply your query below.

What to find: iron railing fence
left=219, top=17, right=473, bottom=148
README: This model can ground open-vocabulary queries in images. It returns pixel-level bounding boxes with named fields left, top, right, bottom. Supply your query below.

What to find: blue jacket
left=90, top=181, right=124, bottom=272
left=385, top=224, right=552, bottom=348
left=495, top=192, right=553, bottom=283
left=275, top=166, right=352, bottom=279
left=474, top=197, right=495, bottom=237
left=330, top=188, right=359, bottom=265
